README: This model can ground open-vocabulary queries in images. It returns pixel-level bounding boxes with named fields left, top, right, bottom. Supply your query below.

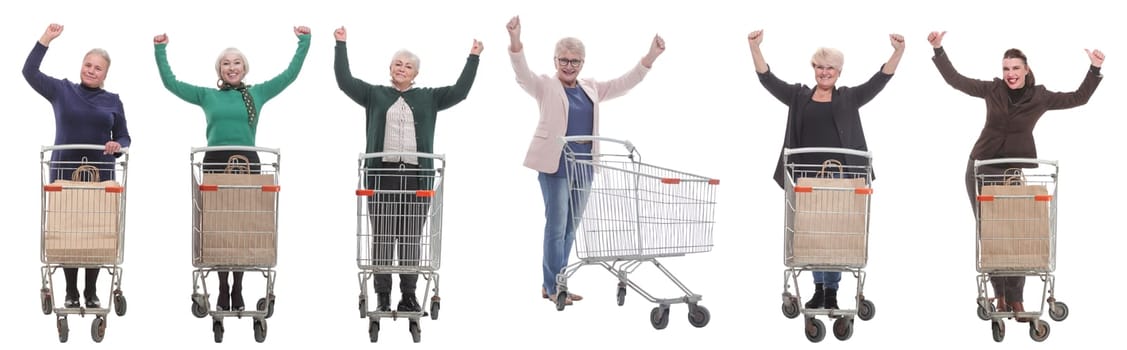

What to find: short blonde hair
left=214, top=47, right=249, bottom=81
left=391, top=49, right=420, bottom=70
left=811, top=47, right=844, bottom=70
left=555, top=37, right=585, bottom=58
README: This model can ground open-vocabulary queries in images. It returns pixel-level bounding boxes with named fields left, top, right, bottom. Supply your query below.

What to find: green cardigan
left=334, top=41, right=479, bottom=172
left=156, top=34, right=311, bottom=146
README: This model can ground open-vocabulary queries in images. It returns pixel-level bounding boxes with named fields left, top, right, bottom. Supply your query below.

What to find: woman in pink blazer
left=505, top=16, right=665, bottom=307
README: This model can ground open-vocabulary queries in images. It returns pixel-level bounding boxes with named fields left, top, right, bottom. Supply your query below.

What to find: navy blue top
left=23, top=42, right=131, bottom=182
left=548, top=86, right=594, bottom=178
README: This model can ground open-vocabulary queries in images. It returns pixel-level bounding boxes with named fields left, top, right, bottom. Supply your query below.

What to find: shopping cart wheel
left=191, top=299, right=208, bottom=318
left=57, top=316, right=69, bottom=343
left=41, top=288, right=54, bottom=315
left=832, top=318, right=854, bottom=341
left=555, top=291, right=569, bottom=311
left=212, top=320, right=224, bottom=343
left=649, top=306, right=670, bottom=330
left=409, top=320, right=422, bottom=343
left=782, top=299, right=800, bottom=319
left=857, top=299, right=876, bottom=321
left=358, top=295, right=368, bottom=318
left=804, top=317, right=826, bottom=343
left=991, top=319, right=1005, bottom=342
left=114, top=293, right=127, bottom=317
left=616, top=283, right=627, bottom=306
left=1049, top=301, right=1069, bottom=321
left=977, top=303, right=995, bottom=321
left=368, top=319, right=380, bottom=343
left=253, top=318, right=268, bottom=343
left=91, top=316, right=106, bottom=343
left=429, top=300, right=440, bottom=320
left=687, top=304, right=710, bottom=328
left=257, top=296, right=275, bottom=319
left=1029, top=320, right=1050, bottom=342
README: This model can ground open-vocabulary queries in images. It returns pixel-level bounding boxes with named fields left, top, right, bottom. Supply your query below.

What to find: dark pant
left=63, top=268, right=99, bottom=300
left=203, top=150, right=262, bottom=308
left=366, top=162, right=431, bottom=294
left=965, top=157, right=1025, bottom=302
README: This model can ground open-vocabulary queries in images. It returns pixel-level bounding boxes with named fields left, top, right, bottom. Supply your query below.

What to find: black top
left=796, top=100, right=842, bottom=167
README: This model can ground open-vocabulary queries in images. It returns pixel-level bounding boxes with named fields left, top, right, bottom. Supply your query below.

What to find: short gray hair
left=214, top=47, right=249, bottom=80
left=554, top=37, right=585, bottom=58
left=85, top=48, right=111, bottom=68
left=811, top=47, right=844, bottom=70
left=391, top=49, right=420, bottom=70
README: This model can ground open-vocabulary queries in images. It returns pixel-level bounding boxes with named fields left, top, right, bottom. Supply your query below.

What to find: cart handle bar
left=358, top=152, right=445, bottom=161
left=560, top=136, right=635, bottom=153
left=44, top=184, right=124, bottom=193
left=199, top=184, right=280, bottom=192
left=356, top=189, right=435, bottom=197
left=974, top=158, right=1058, bottom=167
left=42, top=144, right=130, bottom=155
left=782, top=147, right=871, bottom=159
left=191, top=146, right=280, bottom=155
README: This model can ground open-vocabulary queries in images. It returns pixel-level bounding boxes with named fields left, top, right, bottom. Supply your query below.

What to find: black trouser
left=203, top=150, right=262, bottom=308
left=366, top=162, right=430, bottom=294
left=965, top=157, right=1026, bottom=302
left=64, top=268, right=99, bottom=300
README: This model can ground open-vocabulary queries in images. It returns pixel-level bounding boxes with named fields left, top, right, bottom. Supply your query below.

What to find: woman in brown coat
left=928, top=30, right=1104, bottom=320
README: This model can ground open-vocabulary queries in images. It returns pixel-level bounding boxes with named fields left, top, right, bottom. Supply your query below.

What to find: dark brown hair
left=1003, top=48, right=1027, bottom=65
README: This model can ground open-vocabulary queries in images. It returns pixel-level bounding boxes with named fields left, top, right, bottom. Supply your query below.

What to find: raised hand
left=1086, top=48, right=1105, bottom=68
left=334, top=26, right=347, bottom=41
left=153, top=33, right=169, bottom=45
left=294, top=26, right=311, bottom=36
left=927, top=31, right=946, bottom=48
left=471, top=39, right=483, bottom=55
left=40, top=23, right=64, bottom=46
left=506, top=16, right=521, bottom=38
left=747, top=29, right=764, bottom=48
left=889, top=33, right=905, bottom=51
left=641, top=34, right=665, bottom=68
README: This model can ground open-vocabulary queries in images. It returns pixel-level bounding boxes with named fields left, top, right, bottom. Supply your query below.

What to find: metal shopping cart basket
left=973, top=158, right=1066, bottom=342
left=779, top=147, right=876, bottom=343
left=40, top=144, right=129, bottom=343
left=354, top=152, right=444, bottom=343
left=553, top=135, right=719, bottom=330
left=188, top=146, right=280, bottom=343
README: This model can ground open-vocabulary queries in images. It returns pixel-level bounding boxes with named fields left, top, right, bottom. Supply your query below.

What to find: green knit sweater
left=334, top=40, right=479, bottom=171
left=155, top=34, right=311, bottom=146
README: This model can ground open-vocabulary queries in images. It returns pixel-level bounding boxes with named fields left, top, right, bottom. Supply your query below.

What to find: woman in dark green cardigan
left=333, top=26, right=480, bottom=313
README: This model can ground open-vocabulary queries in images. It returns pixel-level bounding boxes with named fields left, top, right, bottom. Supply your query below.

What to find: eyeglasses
left=556, top=57, right=584, bottom=67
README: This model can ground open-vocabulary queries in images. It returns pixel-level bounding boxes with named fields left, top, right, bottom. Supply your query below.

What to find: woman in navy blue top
left=23, top=23, right=131, bottom=309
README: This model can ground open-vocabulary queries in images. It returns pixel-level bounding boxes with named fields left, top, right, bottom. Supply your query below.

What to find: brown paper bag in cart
left=979, top=169, right=1051, bottom=270
left=197, top=155, right=277, bottom=266
left=790, top=160, right=868, bottom=266
left=44, top=164, right=122, bottom=264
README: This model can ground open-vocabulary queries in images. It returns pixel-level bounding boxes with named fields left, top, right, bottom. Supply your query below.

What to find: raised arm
left=1045, top=49, right=1105, bottom=110
left=506, top=16, right=542, bottom=97
left=846, top=34, right=904, bottom=106
left=23, top=23, right=66, bottom=99
left=882, top=34, right=905, bottom=74
left=592, top=34, right=662, bottom=101
left=333, top=26, right=373, bottom=106
left=434, top=39, right=482, bottom=110
left=153, top=33, right=209, bottom=105
left=928, top=31, right=991, bottom=98
left=748, top=29, right=801, bottom=104
left=255, top=26, right=312, bottom=104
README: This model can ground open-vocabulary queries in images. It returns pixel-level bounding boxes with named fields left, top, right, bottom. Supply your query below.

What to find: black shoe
left=64, top=297, right=81, bottom=309
left=824, top=288, right=839, bottom=310
left=85, top=295, right=101, bottom=308
left=217, top=291, right=231, bottom=311
left=804, top=283, right=825, bottom=309
left=376, top=293, right=391, bottom=312
left=397, top=293, right=421, bottom=312
left=231, top=293, right=245, bottom=311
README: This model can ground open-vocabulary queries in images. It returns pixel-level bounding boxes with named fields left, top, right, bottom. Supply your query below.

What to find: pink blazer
left=508, top=49, right=651, bottom=173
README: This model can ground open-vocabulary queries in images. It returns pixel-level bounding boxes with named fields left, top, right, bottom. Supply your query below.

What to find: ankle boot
left=1009, top=301, right=1031, bottom=322
left=995, top=296, right=1008, bottom=312
left=823, top=287, right=839, bottom=310
left=804, top=283, right=825, bottom=309
left=376, top=293, right=391, bottom=312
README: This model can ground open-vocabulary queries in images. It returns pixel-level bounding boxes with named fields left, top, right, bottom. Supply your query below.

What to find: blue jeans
left=538, top=172, right=590, bottom=295
left=813, top=271, right=841, bottom=290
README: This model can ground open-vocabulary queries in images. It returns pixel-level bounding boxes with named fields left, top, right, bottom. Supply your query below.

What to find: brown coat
left=932, top=47, right=1102, bottom=163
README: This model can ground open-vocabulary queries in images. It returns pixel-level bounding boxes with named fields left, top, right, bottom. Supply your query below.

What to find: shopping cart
left=553, top=135, right=718, bottom=330
left=188, top=146, right=280, bottom=343
left=355, top=152, right=444, bottom=343
left=973, top=158, right=1066, bottom=342
left=778, top=147, right=876, bottom=343
left=40, top=144, right=129, bottom=343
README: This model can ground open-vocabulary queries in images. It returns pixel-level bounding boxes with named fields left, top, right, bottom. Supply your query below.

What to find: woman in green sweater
left=154, top=26, right=311, bottom=312
left=333, top=26, right=480, bottom=313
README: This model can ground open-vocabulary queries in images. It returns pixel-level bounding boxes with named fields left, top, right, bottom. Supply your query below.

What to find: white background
left=3, top=0, right=1122, bottom=348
